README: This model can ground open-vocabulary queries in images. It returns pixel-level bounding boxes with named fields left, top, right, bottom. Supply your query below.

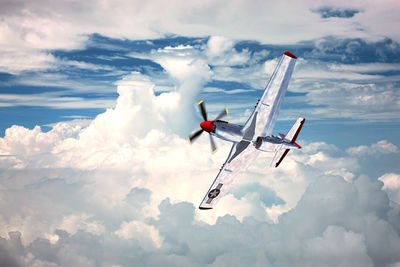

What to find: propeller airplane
left=189, top=51, right=305, bottom=210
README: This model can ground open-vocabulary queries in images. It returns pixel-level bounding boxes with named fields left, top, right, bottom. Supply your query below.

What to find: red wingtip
left=284, top=51, right=297, bottom=59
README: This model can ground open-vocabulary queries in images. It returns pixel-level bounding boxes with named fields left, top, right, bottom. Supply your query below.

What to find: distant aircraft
left=189, top=51, right=305, bottom=210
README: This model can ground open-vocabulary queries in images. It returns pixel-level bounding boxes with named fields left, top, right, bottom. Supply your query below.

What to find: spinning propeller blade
left=198, top=100, right=208, bottom=121
left=188, top=129, right=203, bottom=143
left=214, top=108, right=228, bottom=121
left=189, top=100, right=228, bottom=153
left=209, top=134, right=217, bottom=154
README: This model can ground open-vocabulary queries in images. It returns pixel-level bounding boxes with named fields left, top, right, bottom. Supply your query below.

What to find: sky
left=0, top=0, right=400, bottom=266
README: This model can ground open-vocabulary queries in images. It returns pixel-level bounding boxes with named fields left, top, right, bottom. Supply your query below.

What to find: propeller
left=188, top=100, right=228, bottom=153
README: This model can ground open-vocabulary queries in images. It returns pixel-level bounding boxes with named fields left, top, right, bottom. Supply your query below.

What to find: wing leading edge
left=242, top=52, right=297, bottom=140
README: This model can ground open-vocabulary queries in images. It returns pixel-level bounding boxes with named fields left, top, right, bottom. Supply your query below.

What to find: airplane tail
left=271, top=117, right=305, bottom=167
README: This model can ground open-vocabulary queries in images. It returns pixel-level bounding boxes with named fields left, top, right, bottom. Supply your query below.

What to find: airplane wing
left=199, top=141, right=259, bottom=210
left=242, top=51, right=297, bottom=139
left=199, top=51, right=297, bottom=210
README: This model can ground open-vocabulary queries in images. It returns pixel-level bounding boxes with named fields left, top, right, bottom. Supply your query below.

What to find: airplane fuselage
left=209, top=120, right=301, bottom=152
left=211, top=120, right=243, bottom=143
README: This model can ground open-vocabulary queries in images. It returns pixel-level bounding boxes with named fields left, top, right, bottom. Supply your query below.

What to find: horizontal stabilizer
left=272, top=149, right=290, bottom=167
left=285, top=117, right=305, bottom=143
left=271, top=117, right=305, bottom=167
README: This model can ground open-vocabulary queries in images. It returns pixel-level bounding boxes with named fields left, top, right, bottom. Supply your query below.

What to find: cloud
left=312, top=7, right=360, bottom=19
left=1, top=0, right=400, bottom=75
left=304, top=226, right=373, bottom=266
left=347, top=140, right=399, bottom=157
left=297, top=81, right=400, bottom=122
left=129, top=35, right=400, bottom=124
left=328, top=62, right=400, bottom=73
left=379, top=173, right=400, bottom=203
left=0, top=232, right=24, bottom=267
left=0, top=14, right=400, bottom=264
left=0, top=115, right=399, bottom=265
left=0, top=50, right=56, bottom=75
left=302, top=37, right=400, bottom=63
left=0, top=65, right=394, bottom=241
left=2, top=32, right=399, bottom=127
left=207, top=36, right=235, bottom=58
left=230, top=183, right=285, bottom=207
left=0, top=173, right=399, bottom=266
left=206, top=36, right=250, bottom=66
left=202, top=87, right=254, bottom=94
left=0, top=93, right=116, bottom=109
left=115, top=220, right=163, bottom=249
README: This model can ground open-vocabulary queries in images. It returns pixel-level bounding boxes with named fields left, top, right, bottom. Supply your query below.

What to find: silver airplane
left=188, top=51, right=305, bottom=210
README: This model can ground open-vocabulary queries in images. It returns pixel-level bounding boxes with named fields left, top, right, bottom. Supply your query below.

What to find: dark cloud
left=312, top=7, right=360, bottom=19
left=0, top=232, right=23, bottom=267
left=304, top=37, right=400, bottom=63
left=0, top=0, right=26, bottom=16
left=235, top=37, right=400, bottom=64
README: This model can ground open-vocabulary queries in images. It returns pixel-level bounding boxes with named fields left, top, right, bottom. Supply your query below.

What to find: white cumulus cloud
left=347, top=140, right=399, bottom=157
left=379, top=173, right=400, bottom=203
left=1, top=63, right=399, bottom=266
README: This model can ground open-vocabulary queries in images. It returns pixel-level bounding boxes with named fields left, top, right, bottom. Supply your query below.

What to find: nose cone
left=200, top=121, right=214, bottom=132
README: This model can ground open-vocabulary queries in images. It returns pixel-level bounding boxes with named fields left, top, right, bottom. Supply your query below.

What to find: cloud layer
left=1, top=0, right=400, bottom=74
left=1, top=1, right=400, bottom=266
left=1, top=64, right=400, bottom=266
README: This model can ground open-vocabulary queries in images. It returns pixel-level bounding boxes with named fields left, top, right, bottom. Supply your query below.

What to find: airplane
left=188, top=51, right=305, bottom=210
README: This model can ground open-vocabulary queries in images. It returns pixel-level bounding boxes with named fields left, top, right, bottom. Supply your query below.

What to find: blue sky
left=1, top=34, right=399, bottom=148
left=0, top=1, right=400, bottom=266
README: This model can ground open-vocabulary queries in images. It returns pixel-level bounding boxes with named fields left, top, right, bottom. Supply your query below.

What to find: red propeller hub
left=200, top=121, right=214, bottom=132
